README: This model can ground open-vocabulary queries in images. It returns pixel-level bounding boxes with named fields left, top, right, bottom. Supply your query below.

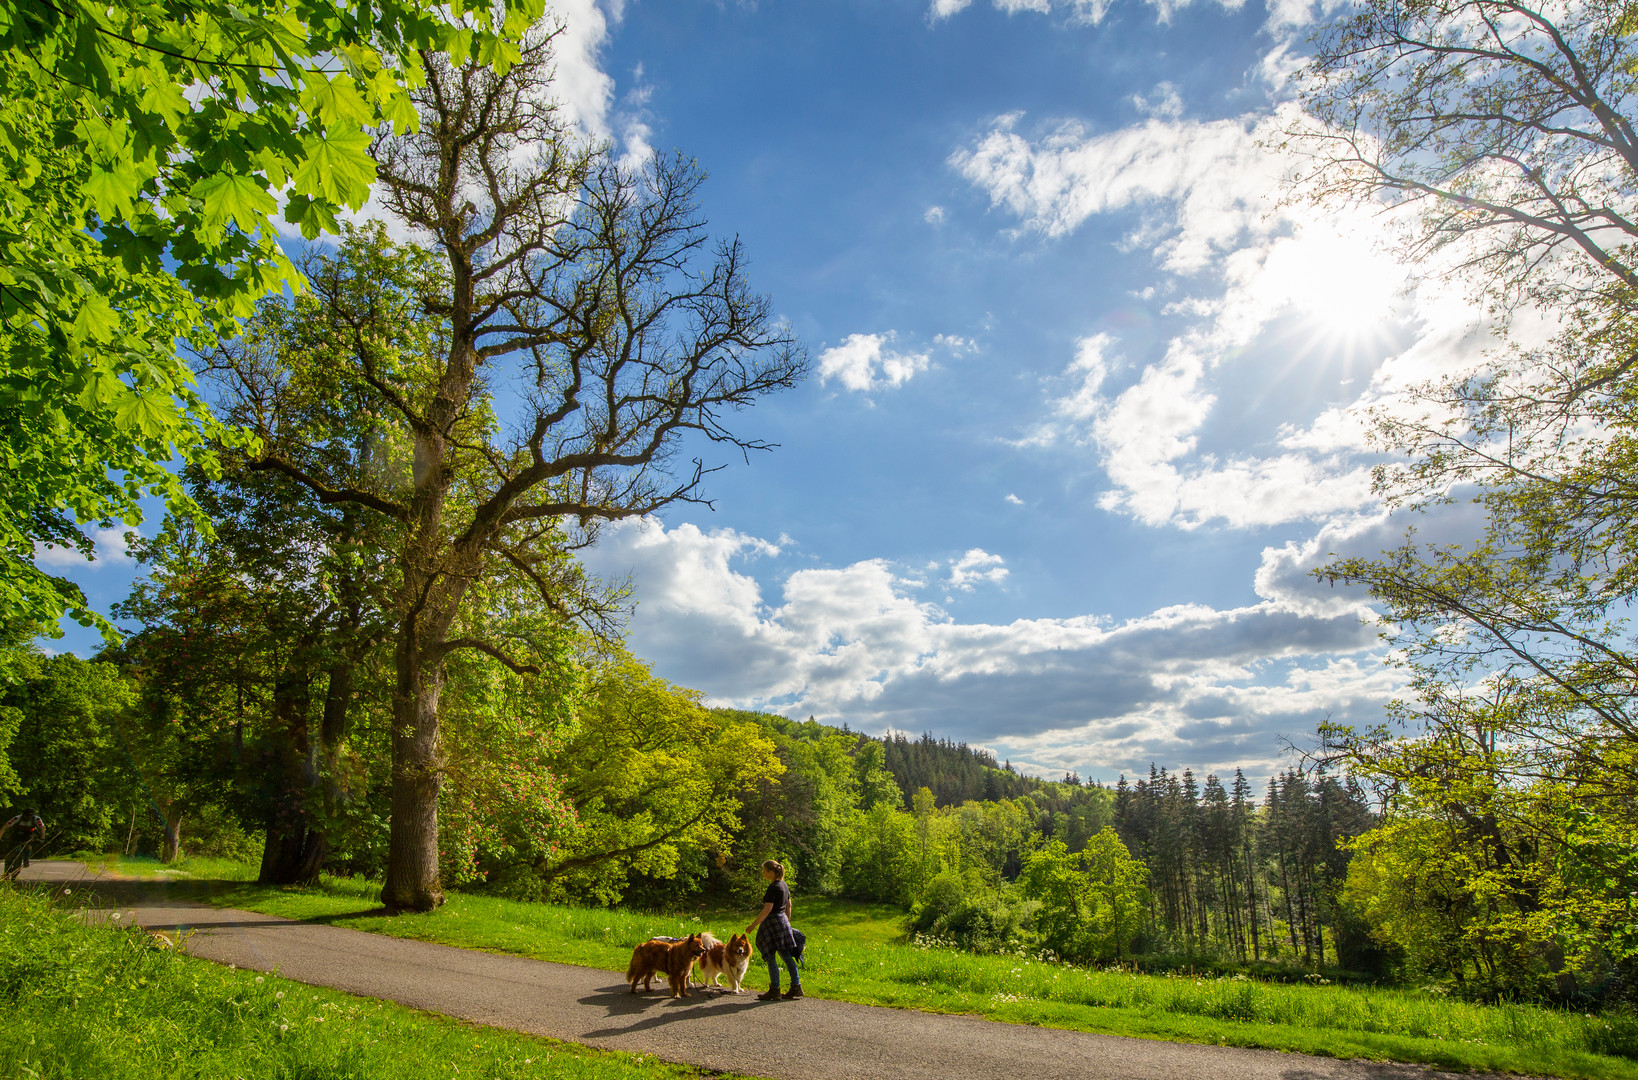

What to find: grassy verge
left=74, top=852, right=260, bottom=882
left=0, top=883, right=759, bottom=1080
left=90, top=857, right=1638, bottom=1079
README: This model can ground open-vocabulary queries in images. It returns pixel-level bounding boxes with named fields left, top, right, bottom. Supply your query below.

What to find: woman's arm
left=745, top=902, right=774, bottom=936
left=784, top=897, right=792, bottom=918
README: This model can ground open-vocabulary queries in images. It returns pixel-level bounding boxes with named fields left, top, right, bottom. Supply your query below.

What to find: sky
left=43, top=0, right=1509, bottom=784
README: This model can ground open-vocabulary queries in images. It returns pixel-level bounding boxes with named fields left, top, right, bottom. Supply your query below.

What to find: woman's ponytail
left=761, top=859, right=785, bottom=881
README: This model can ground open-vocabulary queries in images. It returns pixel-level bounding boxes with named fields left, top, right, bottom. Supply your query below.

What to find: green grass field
left=0, top=882, right=760, bottom=1080
left=95, top=856, right=1638, bottom=1080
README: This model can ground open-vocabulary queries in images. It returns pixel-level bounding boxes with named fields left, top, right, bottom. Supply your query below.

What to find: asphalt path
left=20, top=860, right=1520, bottom=1080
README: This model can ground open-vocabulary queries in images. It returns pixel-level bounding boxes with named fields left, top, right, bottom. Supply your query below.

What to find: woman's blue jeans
left=766, top=948, right=801, bottom=992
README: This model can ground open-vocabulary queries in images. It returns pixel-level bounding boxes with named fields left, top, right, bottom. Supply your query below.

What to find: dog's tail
left=699, top=932, right=721, bottom=950
left=625, top=949, right=644, bottom=982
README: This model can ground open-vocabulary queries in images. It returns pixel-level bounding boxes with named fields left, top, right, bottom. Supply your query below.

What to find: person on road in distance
left=746, top=858, right=802, bottom=1001
left=0, top=807, right=46, bottom=874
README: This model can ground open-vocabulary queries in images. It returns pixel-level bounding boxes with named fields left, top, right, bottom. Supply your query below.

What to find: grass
left=74, top=851, right=261, bottom=882
left=0, top=882, right=761, bottom=1080
left=87, top=856, right=1634, bottom=1080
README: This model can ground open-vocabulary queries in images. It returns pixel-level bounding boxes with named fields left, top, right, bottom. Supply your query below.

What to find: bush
left=906, top=869, right=1036, bottom=954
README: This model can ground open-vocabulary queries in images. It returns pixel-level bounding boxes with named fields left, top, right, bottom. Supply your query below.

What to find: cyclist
left=1, top=807, right=46, bottom=877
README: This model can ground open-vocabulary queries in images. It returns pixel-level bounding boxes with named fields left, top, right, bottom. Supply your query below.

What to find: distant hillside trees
left=877, top=731, right=1040, bottom=806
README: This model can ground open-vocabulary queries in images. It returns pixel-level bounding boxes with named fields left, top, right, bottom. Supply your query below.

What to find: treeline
left=874, top=731, right=1041, bottom=806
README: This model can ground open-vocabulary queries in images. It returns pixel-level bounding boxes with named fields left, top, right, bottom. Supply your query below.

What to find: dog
left=693, top=932, right=753, bottom=994
left=625, top=933, right=707, bottom=997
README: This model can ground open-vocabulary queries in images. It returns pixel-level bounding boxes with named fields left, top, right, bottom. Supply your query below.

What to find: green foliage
left=851, top=738, right=902, bottom=810
left=541, top=653, right=783, bottom=905
left=439, top=637, right=583, bottom=888
left=838, top=802, right=919, bottom=905
left=1018, top=833, right=1148, bottom=964
left=718, top=709, right=871, bottom=897
left=1339, top=720, right=1638, bottom=999
left=906, top=868, right=1037, bottom=954
left=0, top=0, right=535, bottom=632
left=3, top=647, right=139, bottom=852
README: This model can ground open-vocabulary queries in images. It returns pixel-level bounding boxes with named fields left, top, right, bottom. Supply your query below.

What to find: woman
left=745, top=858, right=803, bottom=1001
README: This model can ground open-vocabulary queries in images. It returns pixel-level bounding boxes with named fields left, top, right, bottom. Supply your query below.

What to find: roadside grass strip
left=139, top=863, right=1638, bottom=1080
left=0, top=885, right=758, bottom=1080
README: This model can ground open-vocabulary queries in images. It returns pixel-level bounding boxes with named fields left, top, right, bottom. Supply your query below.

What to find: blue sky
left=44, top=0, right=1505, bottom=783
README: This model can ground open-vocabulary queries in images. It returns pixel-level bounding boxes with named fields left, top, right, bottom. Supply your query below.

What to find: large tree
left=1295, top=0, right=1638, bottom=990
left=223, top=33, right=805, bottom=911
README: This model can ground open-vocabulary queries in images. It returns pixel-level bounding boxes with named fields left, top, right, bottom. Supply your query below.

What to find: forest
left=1, top=0, right=1636, bottom=1036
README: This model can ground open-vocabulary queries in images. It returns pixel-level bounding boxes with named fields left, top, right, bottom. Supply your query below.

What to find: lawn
left=0, top=882, right=761, bottom=1080
left=89, top=856, right=1638, bottom=1080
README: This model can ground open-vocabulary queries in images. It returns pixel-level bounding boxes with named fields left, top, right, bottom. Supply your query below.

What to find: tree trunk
left=161, top=804, right=183, bottom=863
left=259, top=660, right=325, bottom=885
left=380, top=627, right=447, bottom=912
left=259, top=823, right=328, bottom=884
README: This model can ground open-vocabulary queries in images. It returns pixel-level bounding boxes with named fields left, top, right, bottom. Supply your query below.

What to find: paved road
left=20, top=861, right=1512, bottom=1080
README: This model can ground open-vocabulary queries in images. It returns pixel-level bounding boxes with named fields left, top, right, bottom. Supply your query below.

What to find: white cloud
left=1132, top=82, right=1183, bottom=119
left=925, top=205, right=947, bottom=225
left=951, top=111, right=1287, bottom=272
left=957, top=109, right=1503, bottom=530
left=550, top=0, right=617, bottom=141
left=581, top=518, right=1396, bottom=779
left=948, top=549, right=1009, bottom=591
left=1004, top=493, right=1024, bottom=505
left=817, top=332, right=932, bottom=392
left=34, top=527, right=135, bottom=570
left=930, top=0, right=1202, bottom=25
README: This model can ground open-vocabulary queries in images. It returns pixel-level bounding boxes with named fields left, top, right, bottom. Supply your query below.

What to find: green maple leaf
left=301, top=70, right=373, bottom=127
left=113, top=390, right=178, bottom=438
left=293, top=124, right=375, bottom=208
left=71, top=292, right=117, bottom=344
left=84, top=160, right=142, bottom=221
left=192, top=171, right=278, bottom=237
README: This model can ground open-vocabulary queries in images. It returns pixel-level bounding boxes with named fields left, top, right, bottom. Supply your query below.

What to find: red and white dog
left=694, top=932, right=753, bottom=993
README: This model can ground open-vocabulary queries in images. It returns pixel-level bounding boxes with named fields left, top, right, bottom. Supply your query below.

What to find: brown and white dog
left=626, top=933, right=708, bottom=997
left=693, top=932, right=753, bottom=993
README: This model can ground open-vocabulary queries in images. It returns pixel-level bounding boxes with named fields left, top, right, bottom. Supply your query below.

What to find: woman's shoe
left=781, top=987, right=804, bottom=999
left=756, top=989, right=782, bottom=1001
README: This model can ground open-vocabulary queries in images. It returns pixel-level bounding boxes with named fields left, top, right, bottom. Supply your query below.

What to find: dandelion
left=276, top=991, right=285, bottom=1000
left=255, top=976, right=265, bottom=983
left=279, top=1023, right=288, bottom=1032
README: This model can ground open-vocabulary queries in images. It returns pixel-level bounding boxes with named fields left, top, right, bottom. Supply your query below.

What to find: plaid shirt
left=756, top=911, right=799, bottom=960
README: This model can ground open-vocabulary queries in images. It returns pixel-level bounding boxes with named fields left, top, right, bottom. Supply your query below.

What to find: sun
left=1261, top=228, right=1407, bottom=346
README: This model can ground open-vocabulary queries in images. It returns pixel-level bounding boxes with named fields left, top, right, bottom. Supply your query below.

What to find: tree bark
left=380, top=620, right=450, bottom=911
left=259, top=660, right=326, bottom=885
left=161, top=804, right=183, bottom=863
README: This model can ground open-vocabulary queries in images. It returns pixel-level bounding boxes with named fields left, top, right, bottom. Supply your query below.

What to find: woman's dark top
left=755, top=879, right=797, bottom=960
